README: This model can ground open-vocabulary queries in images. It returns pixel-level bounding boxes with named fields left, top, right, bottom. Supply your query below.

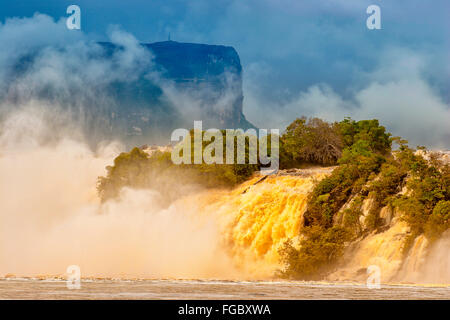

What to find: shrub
left=425, top=200, right=450, bottom=240
left=342, top=196, right=364, bottom=236
left=97, top=130, right=261, bottom=202
left=278, top=226, right=351, bottom=280
left=281, top=118, right=394, bottom=279
left=281, top=117, right=343, bottom=167
left=391, top=146, right=450, bottom=251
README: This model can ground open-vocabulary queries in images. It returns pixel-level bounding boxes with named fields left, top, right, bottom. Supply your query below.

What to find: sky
left=0, top=0, right=448, bottom=148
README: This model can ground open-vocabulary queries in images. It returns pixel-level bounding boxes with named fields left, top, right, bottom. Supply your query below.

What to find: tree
left=281, top=117, right=343, bottom=167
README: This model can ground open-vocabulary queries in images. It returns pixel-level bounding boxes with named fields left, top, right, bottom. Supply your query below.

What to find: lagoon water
left=1, top=279, right=449, bottom=300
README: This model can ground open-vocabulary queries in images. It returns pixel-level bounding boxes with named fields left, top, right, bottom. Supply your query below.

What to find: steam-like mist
left=0, top=108, right=239, bottom=279
left=0, top=14, right=246, bottom=280
left=419, top=232, right=450, bottom=284
left=399, top=231, right=450, bottom=284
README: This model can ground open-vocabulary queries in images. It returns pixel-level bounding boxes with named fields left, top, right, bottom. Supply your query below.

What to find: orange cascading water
left=198, top=170, right=332, bottom=278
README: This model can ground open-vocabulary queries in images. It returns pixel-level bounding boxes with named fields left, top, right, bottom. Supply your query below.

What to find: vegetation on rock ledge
left=278, top=121, right=449, bottom=280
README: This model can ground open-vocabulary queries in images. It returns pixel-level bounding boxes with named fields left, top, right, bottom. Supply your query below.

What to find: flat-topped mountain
left=143, top=40, right=242, bottom=81
left=7, top=40, right=254, bottom=147
left=98, top=40, right=254, bottom=145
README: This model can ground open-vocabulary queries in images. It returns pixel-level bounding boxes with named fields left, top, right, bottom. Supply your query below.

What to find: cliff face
left=146, top=40, right=253, bottom=128
left=221, top=165, right=449, bottom=283
left=145, top=41, right=242, bottom=82
left=325, top=150, right=450, bottom=283
left=7, top=40, right=253, bottom=147
left=98, top=40, right=254, bottom=146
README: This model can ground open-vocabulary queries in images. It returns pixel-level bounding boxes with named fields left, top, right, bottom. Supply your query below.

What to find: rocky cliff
left=6, top=40, right=254, bottom=147
left=99, top=40, right=254, bottom=146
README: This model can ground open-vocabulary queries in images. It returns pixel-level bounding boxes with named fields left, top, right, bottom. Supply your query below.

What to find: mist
left=0, top=13, right=250, bottom=280
left=0, top=108, right=240, bottom=279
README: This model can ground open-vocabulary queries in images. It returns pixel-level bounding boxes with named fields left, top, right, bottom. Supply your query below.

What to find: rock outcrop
left=8, top=40, right=254, bottom=147
left=99, top=40, right=254, bottom=146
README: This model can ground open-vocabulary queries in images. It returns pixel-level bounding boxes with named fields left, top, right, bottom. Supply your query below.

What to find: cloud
left=0, top=15, right=152, bottom=97
left=0, top=9, right=448, bottom=149
left=0, top=14, right=159, bottom=146
left=1, top=1, right=448, bottom=103
left=354, top=78, right=450, bottom=149
left=244, top=49, right=450, bottom=149
left=0, top=13, right=246, bottom=147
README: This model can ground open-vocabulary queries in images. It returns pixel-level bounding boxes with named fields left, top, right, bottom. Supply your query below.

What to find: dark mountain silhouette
left=99, top=40, right=255, bottom=146
left=7, top=40, right=254, bottom=147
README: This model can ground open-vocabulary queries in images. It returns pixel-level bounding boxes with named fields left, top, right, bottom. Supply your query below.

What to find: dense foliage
left=279, top=118, right=392, bottom=279
left=97, top=129, right=260, bottom=202
left=280, top=117, right=343, bottom=167
left=278, top=117, right=391, bottom=169
left=392, top=144, right=450, bottom=250
left=279, top=124, right=449, bottom=279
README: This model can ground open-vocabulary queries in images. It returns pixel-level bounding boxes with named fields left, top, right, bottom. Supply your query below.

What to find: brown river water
left=1, top=279, right=449, bottom=300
